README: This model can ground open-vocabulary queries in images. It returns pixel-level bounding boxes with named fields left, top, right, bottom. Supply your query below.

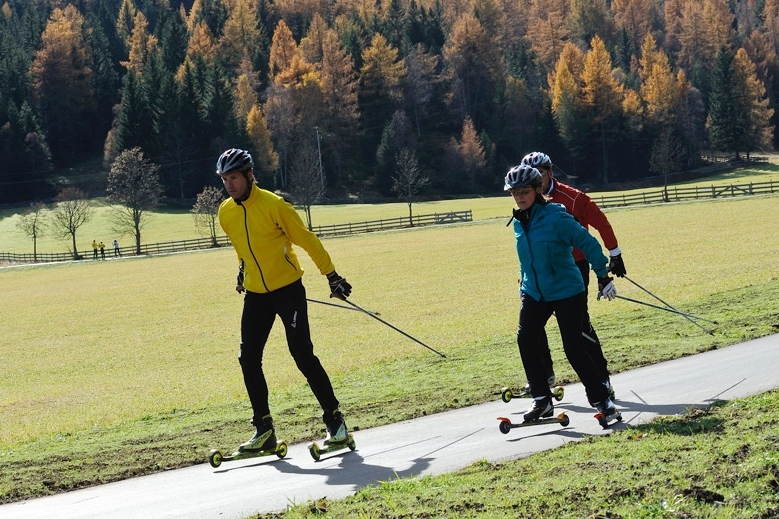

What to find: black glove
left=513, top=207, right=530, bottom=225
left=236, top=263, right=245, bottom=294
left=609, top=254, right=627, bottom=277
left=327, top=271, right=352, bottom=300
left=597, top=275, right=617, bottom=301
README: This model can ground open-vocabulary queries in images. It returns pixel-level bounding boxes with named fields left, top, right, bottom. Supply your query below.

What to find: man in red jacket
left=520, top=151, right=627, bottom=399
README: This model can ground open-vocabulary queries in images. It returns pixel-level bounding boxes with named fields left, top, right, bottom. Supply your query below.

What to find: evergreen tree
left=155, top=3, right=189, bottom=71
left=84, top=12, right=120, bottom=140
left=108, top=70, right=153, bottom=162
left=707, top=46, right=742, bottom=156
left=142, top=47, right=174, bottom=158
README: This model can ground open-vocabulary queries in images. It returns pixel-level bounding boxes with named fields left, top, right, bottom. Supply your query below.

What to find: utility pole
left=314, top=126, right=324, bottom=190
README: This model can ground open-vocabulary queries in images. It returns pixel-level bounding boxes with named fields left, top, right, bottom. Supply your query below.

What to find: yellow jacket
left=218, top=184, right=335, bottom=293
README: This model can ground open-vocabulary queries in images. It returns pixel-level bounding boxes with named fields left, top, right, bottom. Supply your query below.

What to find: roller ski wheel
left=497, top=413, right=570, bottom=434
left=208, top=441, right=288, bottom=468
left=500, top=385, right=564, bottom=403
left=307, top=433, right=356, bottom=461
left=595, top=410, right=623, bottom=429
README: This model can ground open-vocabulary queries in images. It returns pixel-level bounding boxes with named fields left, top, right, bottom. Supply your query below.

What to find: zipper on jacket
left=522, top=217, right=546, bottom=303
left=239, top=203, right=270, bottom=292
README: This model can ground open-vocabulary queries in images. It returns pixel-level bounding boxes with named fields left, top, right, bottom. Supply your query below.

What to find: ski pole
left=307, top=298, right=380, bottom=316
left=614, top=294, right=715, bottom=322
left=620, top=276, right=719, bottom=325
left=614, top=295, right=716, bottom=334
left=621, top=275, right=717, bottom=332
left=339, top=298, right=447, bottom=358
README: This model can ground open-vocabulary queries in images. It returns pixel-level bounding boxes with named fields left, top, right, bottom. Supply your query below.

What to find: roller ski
left=500, top=385, right=564, bottom=403
left=593, top=398, right=622, bottom=429
left=208, top=442, right=287, bottom=468
left=499, top=395, right=569, bottom=434
left=497, top=413, right=569, bottom=434
left=209, top=415, right=287, bottom=468
left=308, top=410, right=356, bottom=461
left=308, top=433, right=356, bottom=461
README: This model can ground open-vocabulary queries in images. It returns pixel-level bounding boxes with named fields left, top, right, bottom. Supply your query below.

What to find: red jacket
left=547, top=179, right=619, bottom=262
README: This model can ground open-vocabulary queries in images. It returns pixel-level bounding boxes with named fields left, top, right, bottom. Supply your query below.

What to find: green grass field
left=1, top=169, right=779, bottom=512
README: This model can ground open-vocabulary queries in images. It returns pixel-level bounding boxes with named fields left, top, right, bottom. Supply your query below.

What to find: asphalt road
left=3, top=334, right=778, bottom=519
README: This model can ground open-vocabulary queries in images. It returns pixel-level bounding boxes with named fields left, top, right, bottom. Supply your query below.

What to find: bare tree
left=15, top=202, right=48, bottom=262
left=288, top=141, right=326, bottom=231
left=649, top=128, right=684, bottom=200
left=107, top=147, right=163, bottom=254
left=192, top=185, right=225, bottom=247
left=50, top=187, right=94, bottom=259
left=392, top=148, right=429, bottom=226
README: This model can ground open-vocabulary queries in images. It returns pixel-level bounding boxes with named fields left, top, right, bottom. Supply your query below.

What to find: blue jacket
left=513, top=202, right=609, bottom=302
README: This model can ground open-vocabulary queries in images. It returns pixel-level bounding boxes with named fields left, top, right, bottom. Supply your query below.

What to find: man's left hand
left=327, top=271, right=352, bottom=300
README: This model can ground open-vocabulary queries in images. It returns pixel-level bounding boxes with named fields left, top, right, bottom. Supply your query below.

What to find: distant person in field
left=92, top=240, right=98, bottom=260
left=520, top=151, right=626, bottom=397
left=215, top=148, right=353, bottom=453
left=505, top=164, right=620, bottom=423
left=99, top=241, right=106, bottom=260
left=113, top=239, right=120, bottom=257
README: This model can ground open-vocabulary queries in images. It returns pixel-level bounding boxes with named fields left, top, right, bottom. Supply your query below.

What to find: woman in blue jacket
left=505, top=164, right=619, bottom=423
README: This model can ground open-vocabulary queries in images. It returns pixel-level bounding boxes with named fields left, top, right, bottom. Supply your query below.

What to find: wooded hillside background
left=1, top=0, right=776, bottom=204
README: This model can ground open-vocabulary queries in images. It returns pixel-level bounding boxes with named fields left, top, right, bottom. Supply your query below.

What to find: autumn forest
left=0, top=0, right=776, bottom=205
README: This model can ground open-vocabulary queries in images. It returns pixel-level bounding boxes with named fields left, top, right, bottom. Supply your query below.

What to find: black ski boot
left=323, top=409, right=348, bottom=446
left=239, top=415, right=277, bottom=452
left=523, top=395, right=554, bottom=423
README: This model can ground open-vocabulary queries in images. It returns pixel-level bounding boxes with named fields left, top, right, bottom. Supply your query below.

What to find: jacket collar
left=236, top=183, right=260, bottom=207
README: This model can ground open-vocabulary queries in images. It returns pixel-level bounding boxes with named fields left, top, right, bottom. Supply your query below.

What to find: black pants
left=517, top=291, right=609, bottom=405
left=536, top=260, right=609, bottom=380
left=239, top=279, right=339, bottom=424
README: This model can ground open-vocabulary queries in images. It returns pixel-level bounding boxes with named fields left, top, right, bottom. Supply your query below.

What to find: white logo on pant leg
left=291, top=311, right=297, bottom=328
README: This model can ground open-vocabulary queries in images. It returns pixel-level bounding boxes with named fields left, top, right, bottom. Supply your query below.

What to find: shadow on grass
left=628, top=401, right=726, bottom=436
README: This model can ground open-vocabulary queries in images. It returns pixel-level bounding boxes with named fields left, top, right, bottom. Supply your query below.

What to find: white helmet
left=504, top=165, right=542, bottom=191
left=216, top=148, right=253, bottom=175
left=520, top=151, right=552, bottom=169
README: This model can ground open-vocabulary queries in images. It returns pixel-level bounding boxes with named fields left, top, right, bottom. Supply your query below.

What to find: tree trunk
left=600, top=122, right=609, bottom=184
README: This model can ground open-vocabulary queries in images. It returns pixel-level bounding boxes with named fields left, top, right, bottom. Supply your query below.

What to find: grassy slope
left=261, top=390, right=779, bottom=518
left=0, top=173, right=778, bottom=509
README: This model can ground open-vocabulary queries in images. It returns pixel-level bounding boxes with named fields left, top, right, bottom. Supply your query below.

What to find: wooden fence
left=0, top=210, right=472, bottom=265
left=311, top=210, right=473, bottom=236
left=591, top=180, right=779, bottom=208
left=0, top=236, right=232, bottom=264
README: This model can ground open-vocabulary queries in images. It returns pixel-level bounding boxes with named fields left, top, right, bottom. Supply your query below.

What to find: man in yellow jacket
left=216, top=148, right=353, bottom=453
